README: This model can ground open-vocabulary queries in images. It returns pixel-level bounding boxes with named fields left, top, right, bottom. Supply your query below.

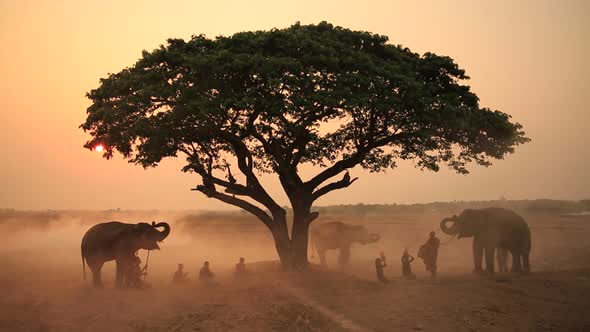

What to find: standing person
left=497, top=248, right=509, bottom=273
left=199, top=261, right=214, bottom=281
left=375, top=257, right=389, bottom=283
left=173, top=263, right=188, bottom=283
left=235, top=257, right=247, bottom=276
left=418, top=231, right=440, bottom=278
left=401, top=248, right=416, bottom=279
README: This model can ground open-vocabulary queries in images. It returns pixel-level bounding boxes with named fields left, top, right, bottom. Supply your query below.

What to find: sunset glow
left=0, top=2, right=588, bottom=330
left=0, top=0, right=588, bottom=211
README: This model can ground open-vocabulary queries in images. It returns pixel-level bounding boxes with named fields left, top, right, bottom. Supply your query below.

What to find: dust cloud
left=1, top=201, right=589, bottom=331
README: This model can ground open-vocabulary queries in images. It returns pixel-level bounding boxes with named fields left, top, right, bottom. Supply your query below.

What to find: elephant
left=310, top=221, right=380, bottom=267
left=81, top=221, right=170, bottom=287
left=440, top=207, right=531, bottom=275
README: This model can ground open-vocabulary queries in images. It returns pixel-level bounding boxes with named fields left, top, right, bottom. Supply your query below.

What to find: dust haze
left=1, top=200, right=589, bottom=331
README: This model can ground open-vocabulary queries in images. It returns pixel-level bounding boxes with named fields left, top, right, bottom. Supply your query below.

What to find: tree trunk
left=270, top=215, right=292, bottom=269
left=268, top=211, right=313, bottom=270
left=291, top=217, right=309, bottom=268
left=290, top=202, right=313, bottom=269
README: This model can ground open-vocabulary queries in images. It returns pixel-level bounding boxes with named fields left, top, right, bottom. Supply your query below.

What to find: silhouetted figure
left=401, top=248, right=416, bottom=279
left=173, top=263, right=188, bottom=283
left=235, top=257, right=247, bottom=276
left=497, top=248, right=509, bottom=273
left=375, top=257, right=389, bottom=283
left=310, top=222, right=380, bottom=268
left=199, top=261, right=214, bottom=281
left=125, top=254, right=148, bottom=288
left=419, top=231, right=440, bottom=278
left=80, top=221, right=170, bottom=288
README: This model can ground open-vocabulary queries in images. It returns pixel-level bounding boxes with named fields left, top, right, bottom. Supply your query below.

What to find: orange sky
left=1, top=0, right=589, bottom=210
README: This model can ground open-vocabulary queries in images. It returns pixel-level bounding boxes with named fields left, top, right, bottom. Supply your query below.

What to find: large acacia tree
left=81, top=22, right=528, bottom=268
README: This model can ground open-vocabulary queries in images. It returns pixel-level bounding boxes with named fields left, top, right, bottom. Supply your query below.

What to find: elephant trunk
left=152, top=222, right=171, bottom=241
left=440, top=217, right=458, bottom=235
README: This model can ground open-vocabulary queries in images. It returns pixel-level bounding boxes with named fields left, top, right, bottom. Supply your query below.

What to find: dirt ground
left=0, top=210, right=589, bottom=331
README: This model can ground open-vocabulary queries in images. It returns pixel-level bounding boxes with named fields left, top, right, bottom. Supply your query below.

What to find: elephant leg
left=496, top=251, right=504, bottom=272
left=89, top=261, right=104, bottom=288
left=92, top=270, right=102, bottom=287
left=484, top=247, right=495, bottom=275
left=510, top=250, right=522, bottom=273
left=338, top=246, right=351, bottom=267
left=497, top=248, right=508, bottom=272
left=318, top=248, right=328, bottom=267
left=505, top=251, right=511, bottom=272
left=522, top=252, right=530, bottom=273
left=472, top=239, right=484, bottom=274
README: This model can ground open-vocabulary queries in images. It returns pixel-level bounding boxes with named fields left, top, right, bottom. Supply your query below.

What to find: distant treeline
left=0, top=209, right=184, bottom=230
left=310, top=199, right=590, bottom=218
left=2, top=199, right=588, bottom=229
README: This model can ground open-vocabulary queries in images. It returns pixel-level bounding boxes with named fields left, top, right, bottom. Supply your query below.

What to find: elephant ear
left=129, top=224, right=142, bottom=236
left=132, top=223, right=151, bottom=234
left=350, top=225, right=365, bottom=232
left=460, top=209, right=477, bottom=219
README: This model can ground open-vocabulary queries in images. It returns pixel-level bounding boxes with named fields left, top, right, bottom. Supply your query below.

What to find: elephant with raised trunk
left=440, top=208, right=531, bottom=275
left=81, top=221, right=170, bottom=287
left=310, top=221, right=380, bottom=267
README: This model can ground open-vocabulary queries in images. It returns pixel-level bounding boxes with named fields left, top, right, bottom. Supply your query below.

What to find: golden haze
left=0, top=0, right=588, bottom=210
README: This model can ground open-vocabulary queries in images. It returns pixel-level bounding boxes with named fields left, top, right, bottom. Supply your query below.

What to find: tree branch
left=305, top=153, right=366, bottom=190
left=246, top=111, right=273, bottom=154
left=201, top=171, right=251, bottom=196
left=191, top=185, right=274, bottom=229
left=181, top=145, right=279, bottom=209
left=305, top=132, right=407, bottom=190
left=180, top=152, right=252, bottom=197
left=312, top=172, right=358, bottom=201
left=246, top=111, right=304, bottom=188
left=219, top=132, right=285, bottom=215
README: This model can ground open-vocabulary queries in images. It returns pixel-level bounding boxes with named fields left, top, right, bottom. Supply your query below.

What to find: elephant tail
left=310, top=230, right=316, bottom=259
left=81, top=247, right=86, bottom=281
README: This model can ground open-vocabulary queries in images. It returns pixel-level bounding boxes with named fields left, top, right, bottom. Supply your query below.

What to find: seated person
left=235, top=257, right=247, bottom=276
left=173, top=263, right=188, bottom=283
left=199, top=261, right=214, bottom=281
left=126, top=254, right=148, bottom=288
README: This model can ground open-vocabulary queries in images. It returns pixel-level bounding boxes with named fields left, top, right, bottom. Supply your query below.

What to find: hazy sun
left=94, top=144, right=104, bottom=152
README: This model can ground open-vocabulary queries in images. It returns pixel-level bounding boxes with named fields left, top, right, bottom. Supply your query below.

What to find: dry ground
left=0, top=210, right=589, bottom=331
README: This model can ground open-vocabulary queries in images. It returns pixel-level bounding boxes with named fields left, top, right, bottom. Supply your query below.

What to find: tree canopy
left=81, top=22, right=529, bottom=268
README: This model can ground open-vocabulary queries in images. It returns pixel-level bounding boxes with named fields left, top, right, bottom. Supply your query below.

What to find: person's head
left=375, top=257, right=382, bottom=264
left=239, top=257, right=245, bottom=264
left=403, top=248, right=409, bottom=255
left=430, top=231, right=436, bottom=238
left=204, top=261, right=209, bottom=268
left=178, top=263, right=184, bottom=270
